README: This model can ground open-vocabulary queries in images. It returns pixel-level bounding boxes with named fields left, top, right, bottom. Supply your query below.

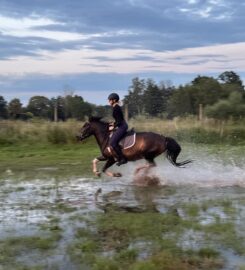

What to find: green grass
left=0, top=118, right=244, bottom=180
left=0, top=234, right=61, bottom=268
left=0, top=137, right=100, bottom=180
left=68, top=208, right=226, bottom=270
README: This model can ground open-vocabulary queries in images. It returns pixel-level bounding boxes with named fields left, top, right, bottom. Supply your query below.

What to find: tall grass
left=0, top=117, right=244, bottom=145
left=129, top=116, right=245, bottom=145
left=0, top=119, right=82, bottom=145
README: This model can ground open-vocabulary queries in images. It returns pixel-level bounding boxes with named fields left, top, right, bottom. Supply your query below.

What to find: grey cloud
left=0, top=0, right=245, bottom=58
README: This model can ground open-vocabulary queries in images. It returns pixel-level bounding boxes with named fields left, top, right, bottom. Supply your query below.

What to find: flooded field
left=0, top=143, right=244, bottom=270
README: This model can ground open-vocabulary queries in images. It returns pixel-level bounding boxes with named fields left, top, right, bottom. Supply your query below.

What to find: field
left=0, top=119, right=244, bottom=270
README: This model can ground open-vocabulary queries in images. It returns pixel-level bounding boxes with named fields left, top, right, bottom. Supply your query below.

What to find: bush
left=47, top=125, right=69, bottom=144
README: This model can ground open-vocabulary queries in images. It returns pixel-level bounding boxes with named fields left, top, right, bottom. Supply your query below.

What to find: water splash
left=119, top=144, right=245, bottom=187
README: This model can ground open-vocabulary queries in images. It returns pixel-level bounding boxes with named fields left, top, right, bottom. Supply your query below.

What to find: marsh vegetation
left=0, top=119, right=244, bottom=269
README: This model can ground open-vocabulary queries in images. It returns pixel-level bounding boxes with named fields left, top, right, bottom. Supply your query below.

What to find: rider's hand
left=109, top=125, right=114, bottom=131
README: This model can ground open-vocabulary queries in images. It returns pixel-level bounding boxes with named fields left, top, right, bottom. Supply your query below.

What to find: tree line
left=0, top=71, right=244, bottom=121
left=124, top=71, right=245, bottom=120
left=0, top=94, right=111, bottom=121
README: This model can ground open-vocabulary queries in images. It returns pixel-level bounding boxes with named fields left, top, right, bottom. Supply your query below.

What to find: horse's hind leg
left=145, top=158, right=156, bottom=174
left=134, top=157, right=156, bottom=175
left=133, top=158, right=158, bottom=186
left=102, top=158, right=121, bottom=177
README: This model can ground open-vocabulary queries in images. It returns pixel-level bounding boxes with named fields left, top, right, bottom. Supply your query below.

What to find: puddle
left=0, top=143, right=244, bottom=269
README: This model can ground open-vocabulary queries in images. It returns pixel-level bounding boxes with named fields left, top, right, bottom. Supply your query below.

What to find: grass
left=130, top=116, right=245, bottom=145
left=0, top=117, right=245, bottom=147
left=68, top=208, right=225, bottom=270
left=65, top=191, right=245, bottom=270
left=0, top=119, right=244, bottom=269
left=0, top=117, right=244, bottom=179
left=0, top=137, right=100, bottom=180
left=0, top=233, right=61, bottom=269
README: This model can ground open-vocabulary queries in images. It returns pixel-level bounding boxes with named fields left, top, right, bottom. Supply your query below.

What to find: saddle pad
left=119, top=133, right=136, bottom=149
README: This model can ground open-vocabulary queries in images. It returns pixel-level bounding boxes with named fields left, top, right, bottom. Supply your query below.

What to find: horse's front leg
left=92, top=155, right=107, bottom=177
left=102, top=158, right=121, bottom=177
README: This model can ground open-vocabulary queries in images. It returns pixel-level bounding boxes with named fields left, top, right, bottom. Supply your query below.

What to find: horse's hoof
left=113, top=172, right=122, bottom=177
left=95, top=172, right=101, bottom=177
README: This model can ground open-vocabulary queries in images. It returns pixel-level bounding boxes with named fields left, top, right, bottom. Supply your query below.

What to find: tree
left=158, top=81, right=174, bottom=114
left=218, top=71, right=244, bottom=97
left=8, top=98, right=22, bottom=119
left=218, top=71, right=243, bottom=86
left=63, top=95, right=93, bottom=120
left=50, top=96, right=66, bottom=121
left=191, top=75, right=222, bottom=106
left=91, top=105, right=111, bottom=118
left=123, top=77, right=145, bottom=118
left=0, top=96, right=8, bottom=119
left=167, top=85, right=196, bottom=118
left=205, top=92, right=245, bottom=120
left=27, top=96, right=52, bottom=119
left=143, top=79, right=165, bottom=117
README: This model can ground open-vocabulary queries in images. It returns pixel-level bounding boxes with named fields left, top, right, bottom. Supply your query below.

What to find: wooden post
left=54, top=100, right=58, bottom=122
left=199, top=104, right=203, bottom=121
left=219, top=120, right=224, bottom=137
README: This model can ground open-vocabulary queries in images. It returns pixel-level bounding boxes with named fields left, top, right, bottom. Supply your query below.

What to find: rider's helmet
left=108, top=93, right=120, bottom=102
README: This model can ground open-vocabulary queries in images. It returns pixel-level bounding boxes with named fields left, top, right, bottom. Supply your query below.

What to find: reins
left=98, top=124, right=112, bottom=153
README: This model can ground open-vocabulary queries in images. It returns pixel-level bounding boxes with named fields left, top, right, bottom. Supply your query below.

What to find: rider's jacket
left=112, top=104, right=126, bottom=127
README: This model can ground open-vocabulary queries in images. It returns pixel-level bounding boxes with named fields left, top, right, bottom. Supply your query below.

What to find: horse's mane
left=89, top=116, right=109, bottom=125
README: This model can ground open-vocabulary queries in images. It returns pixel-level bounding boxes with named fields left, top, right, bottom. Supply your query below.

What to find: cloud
left=0, top=14, right=94, bottom=42
left=0, top=42, right=245, bottom=77
left=186, top=0, right=198, bottom=4
left=0, top=0, right=244, bottom=61
left=179, top=0, right=234, bottom=21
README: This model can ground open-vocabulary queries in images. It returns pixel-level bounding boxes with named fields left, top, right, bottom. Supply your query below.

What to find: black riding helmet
left=108, top=93, right=119, bottom=102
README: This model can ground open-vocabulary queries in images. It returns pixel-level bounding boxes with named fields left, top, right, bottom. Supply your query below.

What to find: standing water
left=0, top=143, right=244, bottom=270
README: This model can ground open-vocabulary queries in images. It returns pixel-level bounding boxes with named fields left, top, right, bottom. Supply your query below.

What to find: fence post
left=199, top=104, right=203, bottom=121
left=54, top=100, right=58, bottom=122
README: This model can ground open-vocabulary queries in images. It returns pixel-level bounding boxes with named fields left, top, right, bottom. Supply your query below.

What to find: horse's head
left=76, top=121, right=94, bottom=141
left=76, top=116, right=108, bottom=141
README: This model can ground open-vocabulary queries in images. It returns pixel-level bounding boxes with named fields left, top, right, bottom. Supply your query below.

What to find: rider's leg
left=113, top=144, right=127, bottom=166
left=109, top=127, right=127, bottom=166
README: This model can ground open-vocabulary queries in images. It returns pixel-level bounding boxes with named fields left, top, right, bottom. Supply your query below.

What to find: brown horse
left=77, top=117, right=192, bottom=177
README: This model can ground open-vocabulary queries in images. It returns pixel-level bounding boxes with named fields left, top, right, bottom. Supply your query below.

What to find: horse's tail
left=165, top=137, right=192, bottom=167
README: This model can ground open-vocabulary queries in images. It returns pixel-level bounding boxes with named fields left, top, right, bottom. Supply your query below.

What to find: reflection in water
left=0, top=177, right=244, bottom=269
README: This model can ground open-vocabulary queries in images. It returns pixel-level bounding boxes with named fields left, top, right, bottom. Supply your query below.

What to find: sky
left=1, top=0, right=245, bottom=105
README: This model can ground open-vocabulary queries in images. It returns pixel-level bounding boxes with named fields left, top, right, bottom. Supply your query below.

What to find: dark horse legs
left=135, top=155, right=156, bottom=175
left=102, top=158, right=121, bottom=177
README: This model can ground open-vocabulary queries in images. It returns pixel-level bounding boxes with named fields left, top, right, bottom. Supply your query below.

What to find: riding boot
left=113, top=145, right=127, bottom=166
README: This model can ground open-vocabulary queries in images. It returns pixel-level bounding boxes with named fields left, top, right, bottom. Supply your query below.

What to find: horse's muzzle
left=76, top=135, right=84, bottom=141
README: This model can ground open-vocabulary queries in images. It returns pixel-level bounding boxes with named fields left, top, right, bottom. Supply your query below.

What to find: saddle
left=110, top=128, right=136, bottom=149
left=119, top=128, right=136, bottom=149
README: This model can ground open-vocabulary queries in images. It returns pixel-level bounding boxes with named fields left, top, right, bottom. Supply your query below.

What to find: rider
left=108, top=93, right=128, bottom=166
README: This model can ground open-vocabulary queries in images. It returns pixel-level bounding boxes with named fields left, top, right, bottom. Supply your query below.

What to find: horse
left=77, top=116, right=192, bottom=177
